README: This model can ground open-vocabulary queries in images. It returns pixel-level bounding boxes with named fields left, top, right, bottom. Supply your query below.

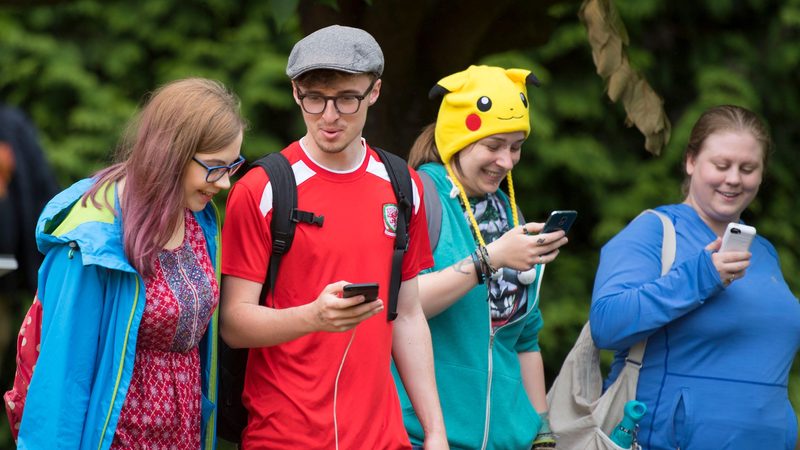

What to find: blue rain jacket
left=17, top=179, right=220, bottom=450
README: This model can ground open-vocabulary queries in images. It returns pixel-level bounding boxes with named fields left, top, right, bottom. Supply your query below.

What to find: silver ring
left=523, top=226, right=529, bottom=235
left=538, top=255, right=543, bottom=264
left=729, top=275, right=735, bottom=284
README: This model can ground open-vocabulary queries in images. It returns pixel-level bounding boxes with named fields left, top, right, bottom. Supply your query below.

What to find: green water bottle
left=609, top=400, right=647, bottom=449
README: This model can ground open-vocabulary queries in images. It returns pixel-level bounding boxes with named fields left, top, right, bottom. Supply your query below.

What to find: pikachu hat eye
left=520, top=92, right=528, bottom=108
left=477, top=96, right=492, bottom=112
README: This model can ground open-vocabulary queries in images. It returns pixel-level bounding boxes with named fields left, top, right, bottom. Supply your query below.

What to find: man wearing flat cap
left=221, top=25, right=448, bottom=449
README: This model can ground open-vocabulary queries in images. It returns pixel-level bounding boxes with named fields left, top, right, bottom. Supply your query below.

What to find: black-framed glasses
left=192, top=155, right=245, bottom=182
left=296, top=79, right=376, bottom=115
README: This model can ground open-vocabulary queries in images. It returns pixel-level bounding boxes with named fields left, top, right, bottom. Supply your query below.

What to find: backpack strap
left=626, top=209, right=676, bottom=365
left=372, top=147, right=413, bottom=322
left=249, top=153, right=323, bottom=302
left=648, top=209, right=677, bottom=275
left=418, top=170, right=442, bottom=251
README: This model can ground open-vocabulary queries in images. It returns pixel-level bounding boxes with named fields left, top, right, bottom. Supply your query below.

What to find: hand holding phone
left=342, top=283, right=380, bottom=302
left=720, top=223, right=756, bottom=253
left=542, top=210, right=578, bottom=235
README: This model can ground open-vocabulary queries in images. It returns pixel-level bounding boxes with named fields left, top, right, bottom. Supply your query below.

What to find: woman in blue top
left=394, top=65, right=569, bottom=450
left=4, top=78, right=246, bottom=450
left=591, top=105, right=800, bottom=450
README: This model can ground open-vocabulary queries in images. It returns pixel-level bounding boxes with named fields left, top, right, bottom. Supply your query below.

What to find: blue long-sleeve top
left=590, top=204, right=800, bottom=450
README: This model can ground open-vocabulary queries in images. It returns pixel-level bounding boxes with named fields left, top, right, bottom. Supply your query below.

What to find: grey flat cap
left=286, top=25, right=384, bottom=79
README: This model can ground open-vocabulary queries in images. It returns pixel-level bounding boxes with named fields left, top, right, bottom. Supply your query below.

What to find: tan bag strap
left=626, top=209, right=676, bottom=365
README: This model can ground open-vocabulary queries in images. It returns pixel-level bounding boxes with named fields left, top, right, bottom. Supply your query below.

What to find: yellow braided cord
left=445, top=163, right=487, bottom=248
left=506, top=172, right=519, bottom=228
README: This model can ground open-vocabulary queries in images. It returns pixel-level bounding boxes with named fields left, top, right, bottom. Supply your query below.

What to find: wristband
left=470, top=251, right=485, bottom=284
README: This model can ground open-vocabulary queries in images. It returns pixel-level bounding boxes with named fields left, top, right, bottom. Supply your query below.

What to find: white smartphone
left=720, top=223, right=756, bottom=252
left=0, top=254, right=18, bottom=277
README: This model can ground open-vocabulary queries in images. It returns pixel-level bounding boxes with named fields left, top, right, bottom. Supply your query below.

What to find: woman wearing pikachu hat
left=392, top=65, right=569, bottom=449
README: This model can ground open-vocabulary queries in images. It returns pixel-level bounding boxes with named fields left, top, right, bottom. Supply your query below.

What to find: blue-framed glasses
left=192, top=154, right=245, bottom=182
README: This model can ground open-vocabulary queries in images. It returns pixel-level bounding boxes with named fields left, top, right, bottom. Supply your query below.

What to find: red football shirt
left=222, top=139, right=432, bottom=449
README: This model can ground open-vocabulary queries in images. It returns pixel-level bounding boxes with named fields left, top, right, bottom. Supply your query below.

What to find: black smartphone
left=542, top=210, right=578, bottom=235
left=342, top=283, right=380, bottom=302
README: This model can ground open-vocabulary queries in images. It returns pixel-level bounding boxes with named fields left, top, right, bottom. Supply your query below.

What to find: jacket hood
left=36, top=178, right=135, bottom=273
left=37, top=177, right=221, bottom=275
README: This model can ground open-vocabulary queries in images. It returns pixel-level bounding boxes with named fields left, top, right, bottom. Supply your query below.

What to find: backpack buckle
left=292, top=209, right=324, bottom=227
left=273, top=237, right=288, bottom=254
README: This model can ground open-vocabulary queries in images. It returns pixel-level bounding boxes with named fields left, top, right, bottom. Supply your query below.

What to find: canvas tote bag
left=546, top=210, right=675, bottom=450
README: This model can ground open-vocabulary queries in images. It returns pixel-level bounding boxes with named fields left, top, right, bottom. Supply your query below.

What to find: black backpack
left=216, top=147, right=414, bottom=444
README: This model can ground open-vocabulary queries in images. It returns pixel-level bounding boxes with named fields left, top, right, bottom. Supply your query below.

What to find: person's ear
left=685, top=154, right=696, bottom=177
left=291, top=82, right=302, bottom=105
left=368, top=79, right=381, bottom=105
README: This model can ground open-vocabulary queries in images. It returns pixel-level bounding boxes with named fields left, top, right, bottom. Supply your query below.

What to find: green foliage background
left=1, top=0, right=799, bottom=447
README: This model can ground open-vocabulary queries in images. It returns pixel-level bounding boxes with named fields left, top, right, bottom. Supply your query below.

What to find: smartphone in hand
left=342, top=283, right=380, bottom=302
left=0, top=254, right=17, bottom=277
left=720, top=223, right=756, bottom=252
left=542, top=210, right=578, bottom=235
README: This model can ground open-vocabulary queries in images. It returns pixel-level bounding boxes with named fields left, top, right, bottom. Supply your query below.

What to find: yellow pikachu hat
left=430, top=65, right=539, bottom=247
left=431, top=65, right=538, bottom=164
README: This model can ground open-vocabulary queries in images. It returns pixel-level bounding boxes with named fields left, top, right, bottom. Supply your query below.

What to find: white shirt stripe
left=366, top=155, right=420, bottom=215
left=258, top=159, right=317, bottom=217
left=258, top=151, right=419, bottom=217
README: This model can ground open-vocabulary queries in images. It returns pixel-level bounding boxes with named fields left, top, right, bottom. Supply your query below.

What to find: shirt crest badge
left=383, top=203, right=398, bottom=237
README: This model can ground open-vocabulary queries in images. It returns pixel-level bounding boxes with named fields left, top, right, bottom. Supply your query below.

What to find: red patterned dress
left=111, top=210, right=218, bottom=449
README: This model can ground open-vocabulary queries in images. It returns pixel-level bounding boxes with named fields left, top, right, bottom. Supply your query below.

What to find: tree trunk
left=298, top=0, right=559, bottom=156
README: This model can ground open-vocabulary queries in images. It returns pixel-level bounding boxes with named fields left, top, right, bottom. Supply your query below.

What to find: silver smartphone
left=0, top=254, right=18, bottom=277
left=720, top=223, right=756, bottom=252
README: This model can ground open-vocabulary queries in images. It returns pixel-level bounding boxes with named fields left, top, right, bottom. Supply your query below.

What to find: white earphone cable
left=333, top=328, right=357, bottom=450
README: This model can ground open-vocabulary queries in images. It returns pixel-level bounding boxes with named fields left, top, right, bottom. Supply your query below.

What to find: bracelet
left=478, top=246, right=498, bottom=275
left=470, top=251, right=485, bottom=284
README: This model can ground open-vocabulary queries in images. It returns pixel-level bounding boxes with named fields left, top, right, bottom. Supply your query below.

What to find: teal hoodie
left=17, top=178, right=220, bottom=450
left=394, top=163, right=544, bottom=450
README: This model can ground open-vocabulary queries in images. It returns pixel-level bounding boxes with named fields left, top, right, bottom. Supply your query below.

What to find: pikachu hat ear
left=428, top=84, right=449, bottom=100
left=432, top=65, right=537, bottom=164
left=506, top=68, right=541, bottom=88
